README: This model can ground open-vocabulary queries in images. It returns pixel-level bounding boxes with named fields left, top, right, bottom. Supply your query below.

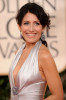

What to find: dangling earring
left=41, top=32, right=47, bottom=47
left=20, top=31, right=22, bottom=38
left=41, top=32, right=45, bottom=41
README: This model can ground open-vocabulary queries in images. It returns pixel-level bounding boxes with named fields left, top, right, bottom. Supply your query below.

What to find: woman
left=9, top=2, right=64, bottom=100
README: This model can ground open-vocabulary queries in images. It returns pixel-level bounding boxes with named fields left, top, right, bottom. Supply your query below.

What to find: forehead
left=22, top=12, right=40, bottom=22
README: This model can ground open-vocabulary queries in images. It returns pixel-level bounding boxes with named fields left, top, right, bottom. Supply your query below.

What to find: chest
left=13, top=50, right=31, bottom=86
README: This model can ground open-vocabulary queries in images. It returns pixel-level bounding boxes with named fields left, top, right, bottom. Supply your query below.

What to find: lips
left=26, top=33, right=37, bottom=37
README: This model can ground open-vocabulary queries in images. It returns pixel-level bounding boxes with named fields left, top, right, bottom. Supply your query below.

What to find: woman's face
left=19, top=12, right=44, bottom=43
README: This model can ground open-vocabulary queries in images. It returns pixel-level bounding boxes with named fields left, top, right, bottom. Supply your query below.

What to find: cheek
left=36, top=28, right=42, bottom=34
left=21, top=26, right=27, bottom=33
left=35, top=26, right=43, bottom=32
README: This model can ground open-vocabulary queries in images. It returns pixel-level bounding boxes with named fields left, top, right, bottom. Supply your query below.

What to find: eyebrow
left=23, top=20, right=40, bottom=23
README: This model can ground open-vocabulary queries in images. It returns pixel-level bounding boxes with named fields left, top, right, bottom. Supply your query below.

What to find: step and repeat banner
left=0, top=0, right=66, bottom=75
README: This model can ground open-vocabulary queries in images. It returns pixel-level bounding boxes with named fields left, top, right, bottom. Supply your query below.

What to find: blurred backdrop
left=0, top=0, right=66, bottom=100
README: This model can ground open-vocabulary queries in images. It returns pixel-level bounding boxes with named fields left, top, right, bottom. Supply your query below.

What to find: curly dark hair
left=16, top=2, right=51, bottom=47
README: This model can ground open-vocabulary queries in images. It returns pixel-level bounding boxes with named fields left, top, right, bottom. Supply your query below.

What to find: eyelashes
left=24, top=22, right=29, bottom=25
left=23, top=21, right=40, bottom=26
left=35, top=22, right=40, bottom=25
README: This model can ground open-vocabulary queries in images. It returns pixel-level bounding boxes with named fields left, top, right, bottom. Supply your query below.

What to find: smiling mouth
left=26, top=33, right=37, bottom=37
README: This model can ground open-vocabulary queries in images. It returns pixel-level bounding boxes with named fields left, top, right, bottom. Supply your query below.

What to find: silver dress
left=9, top=40, right=46, bottom=100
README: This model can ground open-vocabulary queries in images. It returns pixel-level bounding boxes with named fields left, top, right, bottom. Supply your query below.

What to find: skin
left=13, top=12, right=64, bottom=100
left=18, top=12, right=44, bottom=45
left=38, top=45, right=64, bottom=100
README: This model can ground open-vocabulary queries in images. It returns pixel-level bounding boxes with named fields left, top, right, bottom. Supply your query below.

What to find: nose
left=29, top=24, right=34, bottom=32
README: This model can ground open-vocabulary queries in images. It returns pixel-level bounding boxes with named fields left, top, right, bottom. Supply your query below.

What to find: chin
left=25, top=39, right=39, bottom=44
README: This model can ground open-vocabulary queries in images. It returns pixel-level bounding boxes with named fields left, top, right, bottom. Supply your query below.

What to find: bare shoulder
left=39, top=44, right=64, bottom=100
left=39, top=44, right=56, bottom=69
left=39, top=44, right=52, bottom=60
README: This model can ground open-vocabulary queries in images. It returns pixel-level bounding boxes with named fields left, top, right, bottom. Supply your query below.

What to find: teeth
left=27, top=34, right=36, bottom=36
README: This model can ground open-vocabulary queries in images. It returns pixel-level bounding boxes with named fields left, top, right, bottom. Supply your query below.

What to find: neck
left=25, top=42, right=36, bottom=49
left=25, top=39, right=40, bottom=49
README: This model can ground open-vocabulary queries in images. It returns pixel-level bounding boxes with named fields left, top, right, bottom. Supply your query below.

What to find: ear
left=17, top=24, right=21, bottom=31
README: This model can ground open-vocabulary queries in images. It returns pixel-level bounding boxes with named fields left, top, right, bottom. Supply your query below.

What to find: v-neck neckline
left=12, top=40, right=41, bottom=87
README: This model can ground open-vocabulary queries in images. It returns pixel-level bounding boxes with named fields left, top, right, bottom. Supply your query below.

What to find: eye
left=23, top=22, right=29, bottom=25
left=34, top=22, right=40, bottom=26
